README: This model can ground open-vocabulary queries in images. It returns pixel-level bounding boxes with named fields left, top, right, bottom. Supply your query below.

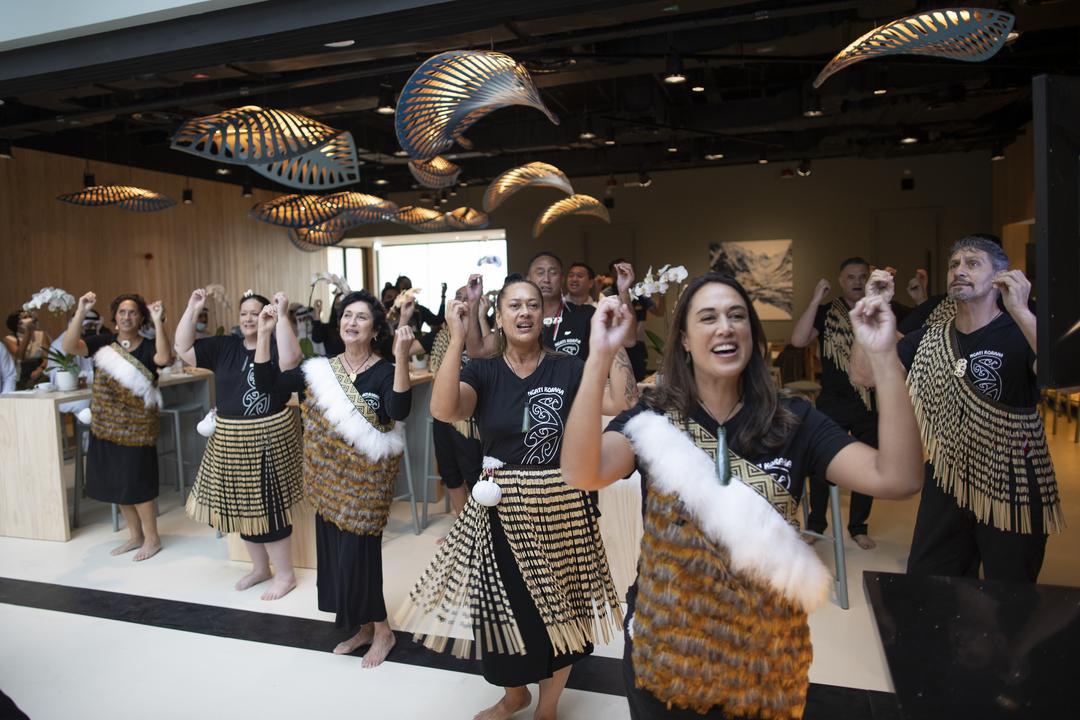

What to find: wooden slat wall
left=0, top=148, right=328, bottom=338
left=991, top=124, right=1035, bottom=235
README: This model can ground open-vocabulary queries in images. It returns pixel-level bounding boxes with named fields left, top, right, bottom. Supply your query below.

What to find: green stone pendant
left=716, top=424, right=731, bottom=486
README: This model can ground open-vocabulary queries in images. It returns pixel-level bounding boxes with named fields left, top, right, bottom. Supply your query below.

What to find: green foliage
left=45, top=348, right=80, bottom=375
left=645, top=329, right=666, bottom=356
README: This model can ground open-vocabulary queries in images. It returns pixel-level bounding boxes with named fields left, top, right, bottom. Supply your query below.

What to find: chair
left=799, top=478, right=850, bottom=610
left=70, top=420, right=122, bottom=532
left=421, top=415, right=451, bottom=530
left=392, top=424, right=422, bottom=535
left=157, top=400, right=206, bottom=497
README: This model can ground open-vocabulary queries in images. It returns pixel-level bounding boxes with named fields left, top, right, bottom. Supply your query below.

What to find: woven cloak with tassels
left=821, top=298, right=873, bottom=410
left=907, top=321, right=1063, bottom=535
left=300, top=357, right=405, bottom=535
left=924, top=296, right=958, bottom=328
left=395, top=459, right=622, bottom=661
left=90, top=343, right=162, bottom=446
left=428, top=326, right=477, bottom=439
left=621, top=409, right=831, bottom=718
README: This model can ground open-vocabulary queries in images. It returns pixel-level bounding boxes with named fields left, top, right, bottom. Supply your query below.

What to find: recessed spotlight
left=757, top=151, right=769, bottom=165
left=691, top=84, right=705, bottom=93
left=667, top=144, right=678, bottom=153
left=579, top=129, right=596, bottom=141
left=393, top=149, right=409, bottom=158
left=990, top=145, right=1005, bottom=162
left=215, top=167, right=230, bottom=175
left=754, top=45, right=776, bottom=54
left=603, top=126, right=617, bottom=146
left=324, top=40, right=355, bottom=48
left=803, top=95, right=823, bottom=118
left=873, top=88, right=888, bottom=96
left=900, top=134, right=919, bottom=145
left=797, top=160, right=812, bottom=177
left=664, top=53, right=686, bottom=84
left=375, top=85, right=396, bottom=115
left=192, top=72, right=211, bottom=80
left=704, top=152, right=724, bottom=161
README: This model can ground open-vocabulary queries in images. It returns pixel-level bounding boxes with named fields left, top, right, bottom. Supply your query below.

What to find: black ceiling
left=0, top=0, right=1077, bottom=194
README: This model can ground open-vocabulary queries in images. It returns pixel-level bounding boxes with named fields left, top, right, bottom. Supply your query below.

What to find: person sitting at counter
left=62, top=292, right=172, bottom=561
left=176, top=289, right=305, bottom=601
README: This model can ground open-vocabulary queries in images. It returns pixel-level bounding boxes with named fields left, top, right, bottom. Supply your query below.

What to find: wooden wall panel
left=0, top=148, right=328, bottom=338
left=992, top=124, right=1035, bottom=234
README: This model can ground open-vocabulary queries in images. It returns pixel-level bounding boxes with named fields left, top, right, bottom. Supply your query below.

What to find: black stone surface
left=864, top=571, right=1079, bottom=720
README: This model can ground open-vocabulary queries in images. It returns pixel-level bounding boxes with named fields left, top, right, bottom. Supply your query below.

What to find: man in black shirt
left=853, top=236, right=1063, bottom=582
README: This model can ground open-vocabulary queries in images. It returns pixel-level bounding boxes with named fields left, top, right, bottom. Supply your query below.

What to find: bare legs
left=234, top=537, right=296, bottom=600
left=534, top=666, right=571, bottom=720
left=474, top=687, right=532, bottom=720
left=448, top=485, right=468, bottom=515
left=111, top=501, right=161, bottom=560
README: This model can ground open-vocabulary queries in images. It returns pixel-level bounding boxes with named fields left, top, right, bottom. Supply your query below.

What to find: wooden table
left=0, top=368, right=213, bottom=541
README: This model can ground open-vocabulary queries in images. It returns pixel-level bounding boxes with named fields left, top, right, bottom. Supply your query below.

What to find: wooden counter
left=0, top=368, right=213, bottom=541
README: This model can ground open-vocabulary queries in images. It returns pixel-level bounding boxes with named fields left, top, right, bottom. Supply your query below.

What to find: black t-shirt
left=86, top=333, right=162, bottom=378
left=543, top=302, right=594, bottom=362
left=311, top=320, right=345, bottom=357
left=253, top=358, right=411, bottom=425
left=461, top=353, right=584, bottom=466
left=604, top=395, right=856, bottom=503
left=897, top=313, right=1038, bottom=408
left=897, top=295, right=945, bottom=334
left=194, top=335, right=290, bottom=418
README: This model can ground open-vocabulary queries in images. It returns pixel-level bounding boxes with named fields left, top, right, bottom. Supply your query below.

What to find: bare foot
left=133, top=541, right=162, bottom=562
left=436, top=536, right=447, bottom=546
left=235, top=569, right=272, bottom=591
left=473, top=690, right=532, bottom=720
left=801, top=534, right=818, bottom=545
left=334, top=625, right=374, bottom=655
left=853, top=534, right=877, bottom=550
left=361, top=629, right=397, bottom=668
left=110, top=538, right=144, bottom=556
left=260, top=573, right=297, bottom=601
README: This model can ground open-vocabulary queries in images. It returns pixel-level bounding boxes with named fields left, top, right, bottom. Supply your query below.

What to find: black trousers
left=808, top=399, right=876, bottom=537
left=907, top=465, right=1048, bottom=582
left=431, top=419, right=482, bottom=490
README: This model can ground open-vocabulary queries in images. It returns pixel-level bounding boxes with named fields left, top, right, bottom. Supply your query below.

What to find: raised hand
left=993, top=270, right=1032, bottom=318
left=313, top=298, right=323, bottom=317
left=393, top=325, right=416, bottom=361
left=850, top=295, right=897, bottom=356
left=614, top=262, right=636, bottom=295
left=149, top=301, right=165, bottom=324
left=188, top=288, right=207, bottom=313
left=399, top=297, right=416, bottom=327
left=589, top=296, right=635, bottom=358
left=466, top=274, right=484, bottom=304
left=273, top=291, right=289, bottom=316
left=906, top=269, right=929, bottom=305
left=446, top=299, right=469, bottom=342
left=257, top=305, right=278, bottom=335
left=812, top=278, right=831, bottom=302
left=77, top=292, right=97, bottom=315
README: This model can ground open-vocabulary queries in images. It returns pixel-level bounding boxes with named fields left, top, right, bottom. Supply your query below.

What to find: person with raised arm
left=63, top=291, right=172, bottom=560
left=562, top=272, right=923, bottom=719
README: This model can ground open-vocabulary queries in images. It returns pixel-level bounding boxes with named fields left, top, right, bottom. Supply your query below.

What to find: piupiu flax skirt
left=185, top=408, right=304, bottom=537
left=398, top=464, right=622, bottom=686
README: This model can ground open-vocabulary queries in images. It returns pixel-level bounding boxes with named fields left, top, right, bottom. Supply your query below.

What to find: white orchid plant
left=629, top=264, right=688, bottom=299
left=23, top=287, right=76, bottom=316
left=204, top=283, right=232, bottom=310
left=310, top=272, right=351, bottom=296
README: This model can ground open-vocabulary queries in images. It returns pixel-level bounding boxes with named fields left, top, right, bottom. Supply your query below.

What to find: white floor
left=2, top=418, right=1077, bottom=720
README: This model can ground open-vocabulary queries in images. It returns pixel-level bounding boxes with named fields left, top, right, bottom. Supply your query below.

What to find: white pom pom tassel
left=196, top=410, right=217, bottom=437
left=76, top=407, right=92, bottom=425
left=471, top=479, right=502, bottom=507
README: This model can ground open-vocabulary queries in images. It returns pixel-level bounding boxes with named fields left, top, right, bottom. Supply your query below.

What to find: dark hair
left=337, top=290, right=392, bottom=357
left=110, top=293, right=150, bottom=326
left=969, top=232, right=1002, bottom=247
left=839, top=257, right=869, bottom=272
left=381, top=282, right=398, bottom=300
left=527, top=251, right=563, bottom=271
left=607, top=257, right=628, bottom=273
left=568, top=262, right=596, bottom=280
left=6, top=312, right=23, bottom=334
left=644, top=273, right=796, bottom=454
left=494, top=278, right=557, bottom=357
left=394, top=276, right=412, bottom=291
left=238, top=293, right=270, bottom=310
left=950, top=235, right=1009, bottom=273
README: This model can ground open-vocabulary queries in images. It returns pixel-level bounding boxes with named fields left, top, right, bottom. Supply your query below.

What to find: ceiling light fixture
left=803, top=95, right=824, bottom=118
left=483, top=162, right=574, bottom=212
left=409, top=155, right=461, bottom=188
left=533, top=194, right=611, bottom=238
left=691, top=84, right=705, bottom=93
left=324, top=40, right=356, bottom=48
left=242, top=180, right=253, bottom=197
left=83, top=173, right=95, bottom=187
left=899, top=128, right=920, bottom=145
left=0, top=139, right=12, bottom=160
left=376, top=85, right=396, bottom=115
left=374, top=177, right=389, bottom=186
left=579, top=118, right=597, bottom=141
left=873, top=88, right=888, bottom=96
left=663, top=53, right=687, bottom=84
left=990, top=145, right=1005, bottom=161
left=704, top=142, right=724, bottom=161
left=58, top=185, right=175, bottom=211
left=393, top=149, right=409, bottom=157
left=183, top=188, right=194, bottom=204
left=758, top=151, right=769, bottom=165
left=249, top=194, right=339, bottom=227
left=603, top=126, right=617, bottom=146
left=215, top=167, right=230, bottom=175
left=1005, top=31, right=1020, bottom=44
left=797, top=160, right=812, bottom=177
left=192, top=72, right=211, bottom=80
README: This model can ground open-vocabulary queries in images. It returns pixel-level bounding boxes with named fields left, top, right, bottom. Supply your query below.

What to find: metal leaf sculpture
left=252, top=132, right=360, bottom=190
left=57, top=185, right=175, bottom=212
left=395, top=50, right=559, bottom=160
left=249, top=194, right=340, bottom=228
left=290, top=226, right=344, bottom=248
left=814, top=8, right=1015, bottom=88
left=396, top=205, right=451, bottom=232
left=324, top=192, right=400, bottom=222
left=446, top=206, right=489, bottom=230
left=532, top=194, right=610, bottom=238
left=483, top=161, right=573, bottom=212
left=408, top=155, right=462, bottom=188
left=171, top=105, right=340, bottom=163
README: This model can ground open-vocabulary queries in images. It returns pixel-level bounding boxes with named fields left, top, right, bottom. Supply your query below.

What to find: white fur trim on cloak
left=482, top=456, right=505, bottom=471
left=302, top=357, right=404, bottom=460
left=93, top=345, right=162, bottom=408
left=623, top=410, right=830, bottom=613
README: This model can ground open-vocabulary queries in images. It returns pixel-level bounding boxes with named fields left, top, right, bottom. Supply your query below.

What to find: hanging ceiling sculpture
left=57, top=185, right=176, bottom=212
left=483, top=161, right=573, bottom=212
left=813, top=8, right=1015, bottom=88
left=171, top=105, right=339, bottom=162
left=408, top=155, right=462, bottom=188
left=290, top=226, right=344, bottom=248
left=325, top=192, right=400, bottom=222
left=395, top=205, right=451, bottom=232
left=395, top=50, right=559, bottom=160
left=532, top=194, right=610, bottom=238
left=446, top=206, right=489, bottom=230
left=252, top=132, right=361, bottom=190
left=250, top=194, right=340, bottom=228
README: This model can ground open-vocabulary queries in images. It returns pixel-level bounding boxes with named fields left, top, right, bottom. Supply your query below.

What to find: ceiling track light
left=376, top=84, right=396, bottom=115
left=663, top=53, right=686, bottom=84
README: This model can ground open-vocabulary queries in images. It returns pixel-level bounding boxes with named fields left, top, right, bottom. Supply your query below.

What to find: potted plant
left=46, top=348, right=81, bottom=391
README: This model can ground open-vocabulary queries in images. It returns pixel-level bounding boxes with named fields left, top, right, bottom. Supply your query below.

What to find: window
left=326, top=247, right=365, bottom=291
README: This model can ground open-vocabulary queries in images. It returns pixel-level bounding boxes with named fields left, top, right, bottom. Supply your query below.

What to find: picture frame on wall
left=709, top=239, right=794, bottom=320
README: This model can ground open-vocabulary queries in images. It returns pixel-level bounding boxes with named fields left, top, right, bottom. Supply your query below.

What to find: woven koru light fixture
left=408, top=155, right=461, bottom=188
left=814, top=8, right=1015, bottom=88
left=324, top=192, right=400, bottom=222
left=532, top=194, right=610, bottom=238
left=446, top=206, right=489, bottom=230
left=290, top=226, right=344, bottom=249
left=252, top=132, right=361, bottom=190
left=395, top=50, right=559, bottom=160
left=396, top=205, right=451, bottom=232
left=250, top=194, right=340, bottom=228
left=57, top=185, right=176, bottom=212
left=171, top=105, right=339, bottom=162
left=483, top=161, right=573, bottom=212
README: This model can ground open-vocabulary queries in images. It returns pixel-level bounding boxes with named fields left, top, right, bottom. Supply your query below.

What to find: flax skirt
left=85, top=434, right=159, bottom=505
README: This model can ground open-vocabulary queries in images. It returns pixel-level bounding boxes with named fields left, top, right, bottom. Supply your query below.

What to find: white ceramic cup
left=35, top=382, right=55, bottom=393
